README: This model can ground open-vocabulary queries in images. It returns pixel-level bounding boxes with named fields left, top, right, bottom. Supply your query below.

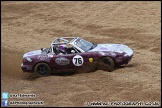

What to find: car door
left=50, top=53, right=84, bottom=71
left=74, top=52, right=97, bottom=71
left=49, top=51, right=97, bottom=72
left=49, top=54, right=73, bottom=71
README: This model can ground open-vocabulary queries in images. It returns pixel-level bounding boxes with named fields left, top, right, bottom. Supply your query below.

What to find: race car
left=21, top=37, right=133, bottom=76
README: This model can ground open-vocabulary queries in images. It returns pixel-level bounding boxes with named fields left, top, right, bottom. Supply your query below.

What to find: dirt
left=1, top=1, right=161, bottom=107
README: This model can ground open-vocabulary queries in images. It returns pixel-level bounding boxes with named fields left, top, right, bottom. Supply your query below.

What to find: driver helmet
left=58, top=44, right=66, bottom=53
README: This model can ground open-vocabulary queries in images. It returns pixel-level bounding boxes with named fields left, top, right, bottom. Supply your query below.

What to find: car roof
left=51, top=37, right=79, bottom=46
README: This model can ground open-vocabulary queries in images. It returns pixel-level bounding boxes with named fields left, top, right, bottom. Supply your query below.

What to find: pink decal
left=100, top=47, right=108, bottom=50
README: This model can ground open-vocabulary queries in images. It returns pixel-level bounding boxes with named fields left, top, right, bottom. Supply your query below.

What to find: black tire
left=34, top=63, right=51, bottom=77
left=98, top=57, right=115, bottom=72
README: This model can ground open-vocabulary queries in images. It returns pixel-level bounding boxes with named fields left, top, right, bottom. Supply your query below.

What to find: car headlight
left=23, top=57, right=32, bottom=64
left=23, top=58, right=26, bottom=64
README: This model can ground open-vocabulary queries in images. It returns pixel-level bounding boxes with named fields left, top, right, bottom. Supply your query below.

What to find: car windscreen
left=75, top=39, right=93, bottom=52
left=41, top=46, right=54, bottom=54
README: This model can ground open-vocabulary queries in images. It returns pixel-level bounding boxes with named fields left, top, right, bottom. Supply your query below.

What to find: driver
left=57, top=44, right=67, bottom=55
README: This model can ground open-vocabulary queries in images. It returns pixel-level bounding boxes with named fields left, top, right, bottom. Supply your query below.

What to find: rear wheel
left=98, top=57, right=115, bottom=72
left=34, top=63, right=51, bottom=77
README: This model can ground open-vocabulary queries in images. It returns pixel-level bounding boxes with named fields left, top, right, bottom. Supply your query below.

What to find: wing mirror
left=41, top=48, right=43, bottom=51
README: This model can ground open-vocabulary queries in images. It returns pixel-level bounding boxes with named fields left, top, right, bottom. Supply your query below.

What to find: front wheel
left=34, top=63, right=51, bottom=77
left=98, top=57, right=115, bottom=72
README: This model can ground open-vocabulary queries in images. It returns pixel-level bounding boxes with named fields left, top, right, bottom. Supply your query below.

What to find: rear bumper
left=21, top=63, right=34, bottom=73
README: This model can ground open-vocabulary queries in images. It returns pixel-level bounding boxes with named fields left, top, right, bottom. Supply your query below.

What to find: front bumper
left=116, top=54, right=133, bottom=66
left=21, top=63, right=34, bottom=73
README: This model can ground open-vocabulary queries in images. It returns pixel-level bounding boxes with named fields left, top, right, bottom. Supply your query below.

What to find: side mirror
left=41, top=48, right=43, bottom=51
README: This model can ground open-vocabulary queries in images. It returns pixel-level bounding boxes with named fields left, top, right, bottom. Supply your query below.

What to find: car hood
left=23, top=50, right=42, bottom=58
left=89, top=44, right=133, bottom=56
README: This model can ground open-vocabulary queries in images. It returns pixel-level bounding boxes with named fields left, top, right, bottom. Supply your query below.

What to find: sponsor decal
left=100, top=47, right=108, bottom=50
left=55, top=57, right=70, bottom=65
left=72, top=55, right=84, bottom=66
left=26, top=57, right=32, bottom=62
left=37, top=55, right=51, bottom=62
left=89, top=58, right=93, bottom=63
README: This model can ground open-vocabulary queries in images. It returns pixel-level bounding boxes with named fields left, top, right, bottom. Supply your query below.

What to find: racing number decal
left=72, top=55, right=84, bottom=66
left=74, top=58, right=82, bottom=64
